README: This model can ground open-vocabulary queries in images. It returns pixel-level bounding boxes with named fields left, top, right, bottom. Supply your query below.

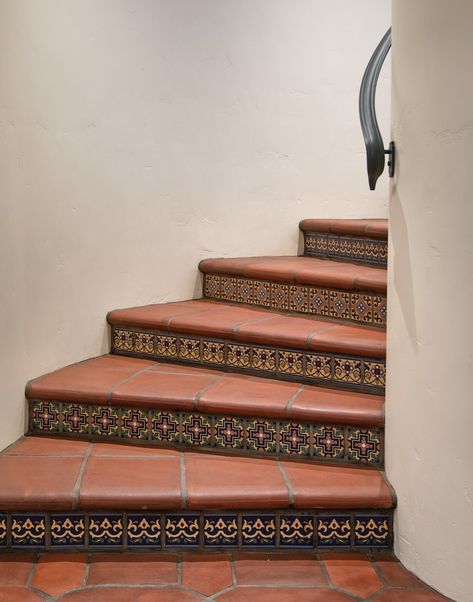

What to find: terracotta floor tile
left=235, top=314, right=321, bottom=349
left=78, top=456, right=182, bottom=509
left=107, top=300, right=212, bottom=329
left=61, top=588, right=201, bottom=601
left=376, top=557, right=423, bottom=586
left=90, top=442, right=180, bottom=457
left=198, top=374, right=298, bottom=417
left=281, top=461, right=393, bottom=508
left=0, top=553, right=35, bottom=585
left=0, top=588, right=43, bottom=602
left=0, top=456, right=82, bottom=510
left=373, top=590, right=449, bottom=601
left=233, top=552, right=327, bottom=586
left=111, top=370, right=220, bottom=410
left=87, top=553, right=177, bottom=585
left=310, top=323, right=386, bottom=358
left=27, top=355, right=155, bottom=403
left=4, top=436, right=89, bottom=457
left=185, top=454, right=289, bottom=509
left=215, top=587, right=355, bottom=601
left=321, top=552, right=383, bottom=598
left=152, top=363, right=220, bottom=376
left=32, top=552, right=87, bottom=596
left=290, top=385, right=384, bottom=427
left=182, top=552, right=232, bottom=595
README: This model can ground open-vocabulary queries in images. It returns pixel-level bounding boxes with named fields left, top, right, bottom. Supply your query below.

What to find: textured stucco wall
left=387, top=2, right=473, bottom=600
left=0, top=0, right=390, bottom=450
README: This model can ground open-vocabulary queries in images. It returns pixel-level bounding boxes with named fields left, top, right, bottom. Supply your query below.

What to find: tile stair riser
left=28, top=400, right=384, bottom=467
left=0, top=509, right=393, bottom=551
left=202, top=273, right=387, bottom=327
left=303, top=232, right=388, bottom=266
left=111, top=327, right=386, bottom=395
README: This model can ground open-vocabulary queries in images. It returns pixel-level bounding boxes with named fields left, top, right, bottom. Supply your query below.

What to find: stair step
left=0, top=436, right=394, bottom=551
left=300, top=219, right=388, bottom=266
left=199, top=256, right=386, bottom=327
left=107, top=300, right=386, bottom=394
left=27, top=355, right=384, bottom=466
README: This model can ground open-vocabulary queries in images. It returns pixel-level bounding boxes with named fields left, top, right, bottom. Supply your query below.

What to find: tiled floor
left=0, top=550, right=451, bottom=601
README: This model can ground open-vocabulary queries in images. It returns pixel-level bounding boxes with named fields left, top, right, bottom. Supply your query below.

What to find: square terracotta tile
left=4, top=437, right=89, bottom=457
left=90, top=443, right=180, bottom=457
left=88, top=553, right=178, bottom=585
left=32, top=553, right=87, bottom=596
left=233, top=553, right=327, bottom=586
left=321, top=552, right=383, bottom=598
left=0, top=553, right=35, bottom=585
left=182, top=552, right=232, bottom=595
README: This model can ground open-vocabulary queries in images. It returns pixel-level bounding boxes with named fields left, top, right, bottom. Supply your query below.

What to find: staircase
left=0, top=218, right=394, bottom=553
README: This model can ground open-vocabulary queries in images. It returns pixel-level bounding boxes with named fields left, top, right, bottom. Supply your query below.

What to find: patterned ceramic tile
left=330, top=291, right=350, bottom=320
left=290, top=286, right=309, bottom=313
left=50, top=514, right=86, bottom=547
left=165, top=515, right=200, bottom=547
left=114, top=329, right=133, bottom=352
left=121, top=408, right=148, bottom=440
left=226, top=344, right=251, bottom=368
left=304, top=232, right=388, bottom=267
left=179, top=338, right=201, bottom=362
left=204, top=515, right=238, bottom=547
left=251, top=347, right=276, bottom=372
left=156, top=335, right=178, bottom=358
left=214, top=416, right=244, bottom=449
left=309, top=288, right=330, bottom=316
left=202, top=341, right=225, bottom=364
left=182, top=414, right=212, bottom=446
left=237, top=279, right=253, bottom=304
left=271, top=283, right=289, bottom=310
left=89, top=514, right=123, bottom=547
left=127, top=514, right=162, bottom=547
left=246, top=419, right=277, bottom=453
left=134, top=332, right=154, bottom=355
left=150, top=411, right=180, bottom=443
left=0, top=515, right=7, bottom=547
left=11, top=515, right=46, bottom=547
left=279, top=515, right=314, bottom=548
left=253, top=281, right=271, bottom=307
left=241, top=515, right=276, bottom=547
left=317, top=514, right=351, bottom=548
left=333, top=358, right=362, bottom=385
left=306, top=353, right=332, bottom=381
left=220, top=277, right=237, bottom=302
left=91, top=406, right=120, bottom=437
left=373, top=296, right=387, bottom=325
left=204, top=274, right=221, bottom=299
left=347, top=428, right=382, bottom=464
left=63, top=403, right=89, bottom=434
left=31, top=400, right=60, bottom=432
left=279, top=422, right=310, bottom=456
left=313, top=426, right=344, bottom=459
left=279, top=350, right=304, bottom=376
left=364, top=361, right=386, bottom=388
left=351, top=293, right=373, bottom=324
left=354, top=515, right=391, bottom=547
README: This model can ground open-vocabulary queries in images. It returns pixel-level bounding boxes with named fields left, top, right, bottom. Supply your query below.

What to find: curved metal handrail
left=359, top=28, right=393, bottom=190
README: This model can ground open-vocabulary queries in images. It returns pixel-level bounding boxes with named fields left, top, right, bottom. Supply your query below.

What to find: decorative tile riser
left=29, top=401, right=384, bottom=466
left=303, top=232, right=388, bottom=266
left=203, top=274, right=387, bottom=327
left=111, top=327, right=386, bottom=395
left=0, top=510, right=392, bottom=550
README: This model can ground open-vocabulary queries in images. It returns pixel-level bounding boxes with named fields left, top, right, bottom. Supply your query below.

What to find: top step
left=300, top=219, right=388, bottom=266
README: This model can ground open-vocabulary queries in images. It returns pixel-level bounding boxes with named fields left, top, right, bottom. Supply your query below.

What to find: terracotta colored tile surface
left=299, top=218, right=388, bottom=240
left=215, top=588, right=354, bottom=601
left=4, top=436, right=89, bottom=457
left=311, top=322, right=386, bottom=358
left=185, top=454, right=289, bottom=509
left=373, top=591, right=449, bottom=601
left=0, top=553, right=35, bottom=585
left=0, top=588, right=43, bottom=602
left=27, top=355, right=155, bottom=403
left=111, top=370, right=221, bottom=410
left=87, top=553, right=177, bottom=585
left=107, top=300, right=216, bottom=329
left=376, top=557, right=423, bottom=586
left=280, top=462, right=393, bottom=508
left=60, top=589, right=201, bottom=602
left=78, top=456, right=182, bottom=509
left=198, top=374, right=298, bottom=417
left=0, top=456, right=82, bottom=510
left=32, top=552, right=87, bottom=596
left=153, top=363, right=220, bottom=376
left=90, top=443, right=180, bottom=457
left=233, top=552, right=327, bottom=586
left=182, top=552, right=233, bottom=595
left=235, top=314, right=327, bottom=349
left=353, top=268, right=387, bottom=293
left=321, top=552, right=383, bottom=597
left=290, top=385, right=384, bottom=426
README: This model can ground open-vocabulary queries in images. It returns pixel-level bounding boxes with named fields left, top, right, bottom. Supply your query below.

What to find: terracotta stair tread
left=27, top=355, right=384, bottom=426
left=300, top=219, right=388, bottom=240
left=0, top=436, right=394, bottom=511
left=107, top=300, right=386, bottom=359
left=199, top=256, right=386, bottom=293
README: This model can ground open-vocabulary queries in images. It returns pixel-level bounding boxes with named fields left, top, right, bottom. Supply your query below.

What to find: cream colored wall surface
left=388, top=2, right=473, bottom=600
left=0, top=0, right=390, bottom=450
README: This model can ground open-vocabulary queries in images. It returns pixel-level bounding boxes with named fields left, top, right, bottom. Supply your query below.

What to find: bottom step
left=0, top=436, right=394, bottom=551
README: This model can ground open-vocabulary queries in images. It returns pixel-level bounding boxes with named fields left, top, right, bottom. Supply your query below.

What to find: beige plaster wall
left=0, top=0, right=390, bottom=450
left=387, top=2, right=473, bottom=600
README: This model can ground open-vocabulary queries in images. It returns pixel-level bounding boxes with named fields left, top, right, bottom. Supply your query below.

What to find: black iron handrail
left=359, top=28, right=393, bottom=190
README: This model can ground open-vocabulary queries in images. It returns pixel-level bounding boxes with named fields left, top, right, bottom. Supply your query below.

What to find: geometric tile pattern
left=111, top=327, right=387, bottom=394
left=0, top=510, right=393, bottom=550
left=303, top=232, right=388, bottom=267
left=28, top=400, right=384, bottom=465
left=203, top=274, right=387, bottom=327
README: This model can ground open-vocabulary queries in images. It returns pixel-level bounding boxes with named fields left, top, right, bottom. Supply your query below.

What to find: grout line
left=180, top=452, right=188, bottom=509
left=284, top=384, right=305, bottom=417
left=72, top=443, right=93, bottom=509
left=231, top=315, right=276, bottom=337
left=194, top=374, right=227, bottom=412
left=276, top=460, right=294, bottom=507
left=106, top=364, right=157, bottom=404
